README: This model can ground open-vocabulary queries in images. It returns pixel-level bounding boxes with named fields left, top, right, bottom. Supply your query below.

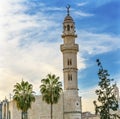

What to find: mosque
left=1, top=6, right=120, bottom=119
left=1, top=6, right=82, bottom=119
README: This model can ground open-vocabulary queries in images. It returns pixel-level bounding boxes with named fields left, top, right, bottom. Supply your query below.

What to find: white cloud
left=77, top=30, right=120, bottom=55
left=79, top=86, right=97, bottom=113
left=0, top=18, right=84, bottom=103
left=74, top=11, right=94, bottom=17
left=78, top=56, right=86, bottom=70
left=0, top=0, right=63, bottom=100
left=0, top=0, right=85, bottom=101
left=113, top=74, right=120, bottom=88
left=40, top=6, right=65, bottom=12
left=0, top=38, right=63, bottom=100
left=77, top=2, right=88, bottom=7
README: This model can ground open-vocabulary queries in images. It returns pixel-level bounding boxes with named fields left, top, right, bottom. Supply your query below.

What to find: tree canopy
left=40, top=74, right=62, bottom=119
left=93, top=59, right=120, bottom=119
left=13, top=80, right=35, bottom=119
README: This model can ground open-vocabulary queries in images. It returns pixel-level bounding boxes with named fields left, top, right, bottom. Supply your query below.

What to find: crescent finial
left=66, top=4, right=70, bottom=16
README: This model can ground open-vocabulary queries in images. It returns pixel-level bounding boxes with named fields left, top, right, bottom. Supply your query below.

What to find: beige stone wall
left=8, top=93, right=83, bottom=119
left=9, top=101, right=21, bottom=119
left=9, top=94, right=64, bottom=119
left=28, top=95, right=64, bottom=119
left=63, top=90, right=82, bottom=119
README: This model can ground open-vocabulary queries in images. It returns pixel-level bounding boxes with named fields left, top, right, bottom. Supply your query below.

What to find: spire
left=66, top=4, right=70, bottom=16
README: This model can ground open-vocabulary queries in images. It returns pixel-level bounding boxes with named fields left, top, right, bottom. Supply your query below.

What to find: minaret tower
left=61, top=5, right=78, bottom=91
left=60, top=5, right=82, bottom=119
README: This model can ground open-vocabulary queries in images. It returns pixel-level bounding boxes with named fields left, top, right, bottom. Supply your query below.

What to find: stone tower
left=60, top=5, right=82, bottom=119
left=113, top=84, right=120, bottom=101
left=113, top=84, right=120, bottom=110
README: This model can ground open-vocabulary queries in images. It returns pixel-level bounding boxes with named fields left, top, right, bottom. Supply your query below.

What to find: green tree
left=93, top=59, right=120, bottom=119
left=40, top=74, right=62, bottom=119
left=13, top=80, right=35, bottom=119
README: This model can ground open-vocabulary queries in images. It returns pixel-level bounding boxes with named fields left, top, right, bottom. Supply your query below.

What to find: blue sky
left=0, top=0, right=120, bottom=113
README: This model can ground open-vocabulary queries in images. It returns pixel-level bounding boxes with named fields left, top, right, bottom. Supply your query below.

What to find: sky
left=0, top=0, right=120, bottom=113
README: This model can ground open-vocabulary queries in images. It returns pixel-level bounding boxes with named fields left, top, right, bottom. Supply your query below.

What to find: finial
left=66, top=4, right=70, bottom=16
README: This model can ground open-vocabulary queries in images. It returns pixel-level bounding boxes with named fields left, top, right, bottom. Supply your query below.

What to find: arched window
left=67, top=25, right=70, bottom=31
left=4, top=104, right=6, bottom=118
left=68, top=59, right=72, bottom=66
left=67, top=59, right=69, bottom=65
left=68, top=74, right=72, bottom=81
left=64, top=26, right=66, bottom=30
left=70, top=74, right=72, bottom=80
left=68, top=74, right=70, bottom=81
left=70, top=59, right=72, bottom=65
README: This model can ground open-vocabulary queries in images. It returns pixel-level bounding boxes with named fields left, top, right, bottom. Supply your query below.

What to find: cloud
left=113, top=74, right=120, bottom=88
left=86, top=0, right=114, bottom=8
left=79, top=86, right=97, bottom=113
left=77, top=56, right=86, bottom=70
left=0, top=0, right=61, bottom=99
left=0, top=1, right=85, bottom=98
left=40, top=6, right=65, bottom=12
left=0, top=0, right=86, bottom=100
left=74, top=11, right=94, bottom=17
left=0, top=38, right=63, bottom=100
left=77, top=2, right=88, bottom=7
left=77, top=30, right=120, bottom=55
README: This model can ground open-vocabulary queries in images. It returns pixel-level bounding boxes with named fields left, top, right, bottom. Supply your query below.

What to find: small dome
left=64, top=15, right=74, bottom=23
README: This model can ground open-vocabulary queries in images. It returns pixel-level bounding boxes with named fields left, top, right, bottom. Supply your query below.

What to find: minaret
left=60, top=5, right=79, bottom=91
left=60, top=5, right=82, bottom=119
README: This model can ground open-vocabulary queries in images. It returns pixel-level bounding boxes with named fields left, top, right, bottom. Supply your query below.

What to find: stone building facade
left=0, top=102, right=2, bottom=119
left=82, top=112, right=99, bottom=119
left=1, top=7, right=82, bottom=119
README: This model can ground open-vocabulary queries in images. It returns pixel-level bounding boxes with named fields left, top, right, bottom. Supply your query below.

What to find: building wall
left=9, top=101, right=21, bottom=119
left=8, top=94, right=64, bottom=119
left=28, top=95, right=64, bottom=119
left=82, top=112, right=99, bottom=119
left=63, top=90, right=82, bottom=119
left=6, top=92, right=82, bottom=119
left=0, top=103, right=2, bottom=119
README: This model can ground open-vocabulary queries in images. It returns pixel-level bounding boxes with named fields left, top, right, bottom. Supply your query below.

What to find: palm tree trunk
left=22, top=111, right=23, bottom=119
left=51, top=103, right=53, bottom=119
left=22, top=111, right=28, bottom=119
left=25, top=112, right=28, bottom=119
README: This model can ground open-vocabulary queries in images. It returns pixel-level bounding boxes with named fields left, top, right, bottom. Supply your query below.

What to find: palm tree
left=13, top=80, right=35, bottom=119
left=40, top=74, right=62, bottom=119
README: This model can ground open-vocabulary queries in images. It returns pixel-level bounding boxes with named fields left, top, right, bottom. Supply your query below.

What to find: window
left=67, top=59, right=69, bottom=65
left=67, top=25, right=70, bottom=31
left=67, top=59, right=72, bottom=66
left=70, top=59, right=72, bottom=65
left=68, top=74, right=72, bottom=81
left=64, top=26, right=66, bottom=30
left=4, top=104, right=6, bottom=118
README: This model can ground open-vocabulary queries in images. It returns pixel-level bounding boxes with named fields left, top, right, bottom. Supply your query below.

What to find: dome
left=64, top=15, right=74, bottom=23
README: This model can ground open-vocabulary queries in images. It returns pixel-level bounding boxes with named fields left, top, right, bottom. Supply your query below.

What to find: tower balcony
left=63, top=67, right=78, bottom=72
left=61, top=33, right=77, bottom=38
left=60, top=44, right=79, bottom=52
